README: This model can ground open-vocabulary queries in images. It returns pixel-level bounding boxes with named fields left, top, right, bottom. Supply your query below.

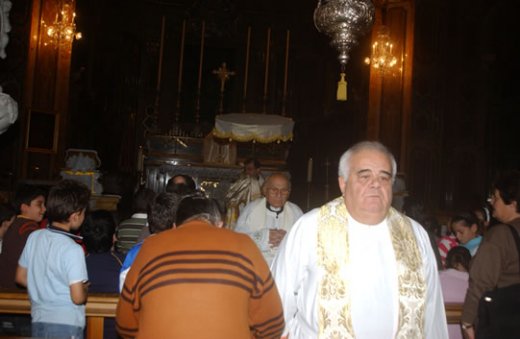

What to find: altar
left=144, top=157, right=242, bottom=202
left=143, top=113, right=294, bottom=202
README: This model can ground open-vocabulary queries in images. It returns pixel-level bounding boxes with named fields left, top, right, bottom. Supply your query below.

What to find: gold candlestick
left=195, top=20, right=205, bottom=124
left=262, top=27, right=271, bottom=113
left=175, top=19, right=186, bottom=123
left=156, top=16, right=166, bottom=92
left=242, top=26, right=251, bottom=113
left=282, top=29, right=290, bottom=116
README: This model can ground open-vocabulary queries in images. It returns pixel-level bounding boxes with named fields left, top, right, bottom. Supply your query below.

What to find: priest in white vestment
left=235, top=172, right=303, bottom=265
left=271, top=141, right=448, bottom=339
left=225, top=158, right=264, bottom=229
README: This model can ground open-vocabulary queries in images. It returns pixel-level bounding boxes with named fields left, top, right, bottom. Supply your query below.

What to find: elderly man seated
left=235, top=172, right=303, bottom=265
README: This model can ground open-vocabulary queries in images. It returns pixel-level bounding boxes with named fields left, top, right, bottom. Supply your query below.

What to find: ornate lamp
left=41, top=0, right=82, bottom=48
left=314, top=0, right=375, bottom=100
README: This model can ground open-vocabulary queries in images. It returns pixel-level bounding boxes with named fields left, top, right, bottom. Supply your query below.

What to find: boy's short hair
left=13, top=184, right=46, bottom=214
left=82, top=210, right=116, bottom=253
left=46, top=180, right=91, bottom=223
left=148, top=192, right=182, bottom=234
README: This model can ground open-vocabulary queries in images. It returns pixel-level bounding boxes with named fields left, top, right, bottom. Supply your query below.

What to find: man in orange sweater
left=116, top=195, right=284, bottom=338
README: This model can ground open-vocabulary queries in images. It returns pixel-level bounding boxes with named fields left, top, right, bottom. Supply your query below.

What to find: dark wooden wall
left=409, top=0, right=519, bottom=216
left=1, top=0, right=519, bottom=215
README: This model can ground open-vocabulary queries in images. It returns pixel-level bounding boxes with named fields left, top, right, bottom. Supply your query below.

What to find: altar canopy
left=213, top=113, right=294, bottom=143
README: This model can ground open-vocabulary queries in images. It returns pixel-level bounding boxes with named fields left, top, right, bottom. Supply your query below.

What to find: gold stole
left=317, top=197, right=426, bottom=339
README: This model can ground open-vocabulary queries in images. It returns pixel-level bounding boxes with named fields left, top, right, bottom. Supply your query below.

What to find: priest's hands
left=269, top=229, right=287, bottom=247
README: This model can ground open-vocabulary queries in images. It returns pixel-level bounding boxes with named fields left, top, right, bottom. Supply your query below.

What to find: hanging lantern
left=314, top=0, right=375, bottom=101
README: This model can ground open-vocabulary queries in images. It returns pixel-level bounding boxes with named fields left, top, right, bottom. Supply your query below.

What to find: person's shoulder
left=241, top=197, right=264, bottom=212
left=287, top=208, right=320, bottom=234
left=26, top=228, right=45, bottom=240
left=439, top=268, right=468, bottom=279
left=62, top=236, right=85, bottom=251
left=220, top=227, right=251, bottom=241
left=405, top=215, right=427, bottom=232
left=219, top=228, right=270, bottom=261
left=246, top=197, right=264, bottom=207
left=286, top=201, right=304, bottom=214
left=200, top=225, right=259, bottom=251
left=119, top=216, right=147, bottom=225
left=403, top=215, right=433, bottom=244
left=300, top=207, right=320, bottom=220
left=13, top=217, right=40, bottom=235
left=126, top=241, right=144, bottom=256
left=485, top=222, right=518, bottom=242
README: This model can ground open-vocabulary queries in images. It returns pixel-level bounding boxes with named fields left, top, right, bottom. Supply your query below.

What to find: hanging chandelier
left=364, top=25, right=399, bottom=76
left=314, top=0, right=375, bottom=100
left=41, top=1, right=82, bottom=48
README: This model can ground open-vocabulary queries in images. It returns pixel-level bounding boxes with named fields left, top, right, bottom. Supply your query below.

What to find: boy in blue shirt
left=16, top=180, right=91, bottom=339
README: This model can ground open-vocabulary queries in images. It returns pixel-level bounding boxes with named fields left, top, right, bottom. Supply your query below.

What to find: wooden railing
left=0, top=290, right=464, bottom=338
left=0, top=290, right=118, bottom=339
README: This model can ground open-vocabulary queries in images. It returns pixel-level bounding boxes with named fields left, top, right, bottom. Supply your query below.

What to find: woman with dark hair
left=462, top=170, right=520, bottom=339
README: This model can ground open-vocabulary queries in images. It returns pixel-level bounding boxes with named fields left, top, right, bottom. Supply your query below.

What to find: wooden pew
left=445, top=302, right=465, bottom=324
left=0, top=290, right=118, bottom=339
left=0, top=290, right=464, bottom=338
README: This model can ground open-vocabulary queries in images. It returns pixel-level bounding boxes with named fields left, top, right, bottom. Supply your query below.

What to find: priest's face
left=339, top=149, right=393, bottom=225
left=245, top=162, right=260, bottom=178
left=264, top=174, right=290, bottom=208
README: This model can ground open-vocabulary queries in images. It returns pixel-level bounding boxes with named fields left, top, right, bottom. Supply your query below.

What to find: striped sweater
left=116, top=214, right=148, bottom=254
left=116, top=220, right=284, bottom=339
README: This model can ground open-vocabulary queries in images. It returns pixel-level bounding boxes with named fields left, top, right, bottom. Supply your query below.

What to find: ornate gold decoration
left=317, top=197, right=427, bottom=338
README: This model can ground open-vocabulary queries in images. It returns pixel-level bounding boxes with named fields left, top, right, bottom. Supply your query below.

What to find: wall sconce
left=364, top=25, right=399, bottom=76
left=41, top=0, right=82, bottom=48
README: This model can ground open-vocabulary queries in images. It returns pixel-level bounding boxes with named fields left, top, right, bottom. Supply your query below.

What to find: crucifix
left=213, top=62, right=236, bottom=114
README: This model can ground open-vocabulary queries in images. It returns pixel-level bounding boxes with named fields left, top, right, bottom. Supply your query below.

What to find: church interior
left=0, top=0, right=519, bottom=216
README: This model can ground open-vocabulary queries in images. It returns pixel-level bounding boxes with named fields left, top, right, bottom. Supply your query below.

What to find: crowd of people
left=0, top=141, right=519, bottom=339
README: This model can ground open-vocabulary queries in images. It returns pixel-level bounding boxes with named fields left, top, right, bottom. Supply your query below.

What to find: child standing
left=15, top=180, right=91, bottom=339
left=0, top=184, right=46, bottom=288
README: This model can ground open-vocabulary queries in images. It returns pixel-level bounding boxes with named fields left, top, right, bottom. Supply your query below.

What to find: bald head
left=262, top=173, right=291, bottom=208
